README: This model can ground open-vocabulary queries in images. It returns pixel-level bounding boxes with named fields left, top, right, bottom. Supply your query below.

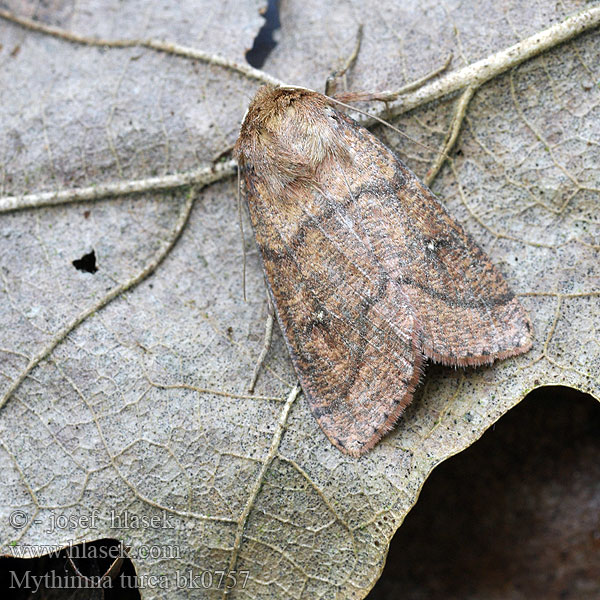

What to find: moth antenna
left=237, top=164, right=247, bottom=302
left=326, top=95, right=450, bottom=160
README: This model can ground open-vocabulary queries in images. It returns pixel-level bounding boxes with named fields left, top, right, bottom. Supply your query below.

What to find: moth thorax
left=274, top=111, right=346, bottom=169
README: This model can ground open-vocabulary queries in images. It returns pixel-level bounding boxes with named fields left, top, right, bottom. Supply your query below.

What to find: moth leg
left=332, top=53, right=453, bottom=104
left=376, top=53, right=453, bottom=101
left=248, top=292, right=275, bottom=392
left=324, top=24, right=363, bottom=96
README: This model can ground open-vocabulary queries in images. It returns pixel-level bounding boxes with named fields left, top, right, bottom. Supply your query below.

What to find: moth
left=234, top=85, right=533, bottom=457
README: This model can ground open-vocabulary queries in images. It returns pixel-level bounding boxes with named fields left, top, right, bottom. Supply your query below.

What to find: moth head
left=234, top=85, right=352, bottom=196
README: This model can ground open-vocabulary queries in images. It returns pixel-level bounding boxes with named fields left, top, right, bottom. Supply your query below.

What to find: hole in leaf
left=0, top=538, right=140, bottom=599
left=245, top=0, right=281, bottom=68
left=367, top=387, right=600, bottom=599
left=72, top=250, right=98, bottom=274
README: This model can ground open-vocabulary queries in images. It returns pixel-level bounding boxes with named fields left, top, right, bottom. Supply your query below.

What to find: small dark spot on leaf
left=72, top=250, right=98, bottom=274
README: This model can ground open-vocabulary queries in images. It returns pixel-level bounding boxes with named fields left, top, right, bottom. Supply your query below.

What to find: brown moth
left=234, top=85, right=533, bottom=457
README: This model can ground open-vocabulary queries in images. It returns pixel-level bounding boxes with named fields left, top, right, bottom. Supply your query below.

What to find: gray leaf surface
left=0, top=1, right=598, bottom=598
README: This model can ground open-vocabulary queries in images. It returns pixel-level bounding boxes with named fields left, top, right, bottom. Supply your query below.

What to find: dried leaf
left=0, top=1, right=598, bottom=599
